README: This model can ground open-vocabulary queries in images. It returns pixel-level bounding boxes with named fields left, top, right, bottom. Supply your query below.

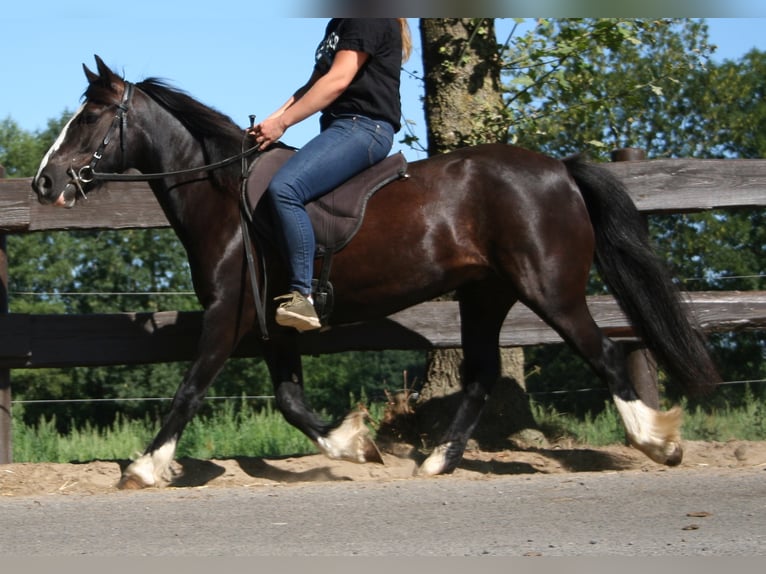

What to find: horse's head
left=32, top=55, right=137, bottom=208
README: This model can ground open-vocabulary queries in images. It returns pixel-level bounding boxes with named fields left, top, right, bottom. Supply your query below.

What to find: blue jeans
left=267, top=114, right=395, bottom=295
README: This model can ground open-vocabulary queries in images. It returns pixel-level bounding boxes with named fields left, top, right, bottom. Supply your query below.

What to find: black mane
left=138, top=78, right=242, bottom=143
left=136, top=78, right=245, bottom=187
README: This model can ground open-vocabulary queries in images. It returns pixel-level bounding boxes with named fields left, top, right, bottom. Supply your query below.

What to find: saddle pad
left=245, top=147, right=408, bottom=254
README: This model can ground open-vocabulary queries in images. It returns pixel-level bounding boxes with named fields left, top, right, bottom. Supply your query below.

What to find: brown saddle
left=244, top=146, right=408, bottom=255
left=242, top=146, right=408, bottom=325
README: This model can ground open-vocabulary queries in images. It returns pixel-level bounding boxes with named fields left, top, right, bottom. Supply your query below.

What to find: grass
left=9, top=394, right=766, bottom=463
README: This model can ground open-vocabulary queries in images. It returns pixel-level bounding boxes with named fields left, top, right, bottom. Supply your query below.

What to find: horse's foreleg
left=266, top=338, right=382, bottom=464
left=419, top=283, right=512, bottom=476
left=118, top=316, right=238, bottom=489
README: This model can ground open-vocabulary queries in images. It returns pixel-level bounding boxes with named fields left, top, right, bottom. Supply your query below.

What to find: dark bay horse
left=33, top=56, right=719, bottom=488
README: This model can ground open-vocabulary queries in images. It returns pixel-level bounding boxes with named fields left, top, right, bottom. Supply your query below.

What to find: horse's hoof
left=663, top=442, right=683, bottom=466
left=361, top=435, right=384, bottom=465
left=318, top=408, right=385, bottom=464
left=417, top=443, right=458, bottom=476
left=116, top=474, right=151, bottom=490
left=628, top=438, right=684, bottom=467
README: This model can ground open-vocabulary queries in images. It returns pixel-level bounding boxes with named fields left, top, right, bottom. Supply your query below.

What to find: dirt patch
left=2, top=440, right=765, bottom=497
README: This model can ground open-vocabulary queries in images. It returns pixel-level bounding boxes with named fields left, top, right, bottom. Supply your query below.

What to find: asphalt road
left=2, top=467, right=764, bottom=557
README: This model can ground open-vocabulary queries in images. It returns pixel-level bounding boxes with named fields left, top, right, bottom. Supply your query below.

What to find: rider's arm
left=254, top=50, right=369, bottom=149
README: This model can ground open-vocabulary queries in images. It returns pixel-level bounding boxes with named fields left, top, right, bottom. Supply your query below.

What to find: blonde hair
left=398, top=18, right=412, bottom=63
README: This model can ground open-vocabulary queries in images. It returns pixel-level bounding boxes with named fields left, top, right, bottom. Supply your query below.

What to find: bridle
left=66, top=82, right=134, bottom=199
left=66, top=80, right=271, bottom=340
left=67, top=81, right=260, bottom=196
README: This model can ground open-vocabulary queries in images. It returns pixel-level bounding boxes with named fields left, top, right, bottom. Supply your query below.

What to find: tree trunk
left=409, top=19, right=538, bottom=447
left=420, top=18, right=508, bottom=154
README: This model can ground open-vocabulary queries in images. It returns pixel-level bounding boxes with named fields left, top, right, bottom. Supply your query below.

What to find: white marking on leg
left=316, top=410, right=381, bottom=463
left=418, top=442, right=452, bottom=476
left=123, top=439, right=178, bottom=487
left=34, top=105, right=85, bottom=183
left=614, top=397, right=682, bottom=464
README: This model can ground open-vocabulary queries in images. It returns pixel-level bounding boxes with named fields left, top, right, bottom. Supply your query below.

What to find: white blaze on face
left=33, top=104, right=86, bottom=184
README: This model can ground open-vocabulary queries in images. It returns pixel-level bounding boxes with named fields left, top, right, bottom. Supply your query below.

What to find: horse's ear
left=83, top=62, right=99, bottom=84
left=94, top=55, right=113, bottom=81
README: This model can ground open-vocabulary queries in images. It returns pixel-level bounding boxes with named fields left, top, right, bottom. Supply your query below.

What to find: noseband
left=68, top=82, right=134, bottom=198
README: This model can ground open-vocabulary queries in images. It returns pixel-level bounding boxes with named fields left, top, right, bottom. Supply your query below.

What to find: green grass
left=9, top=395, right=766, bottom=463
left=531, top=392, right=766, bottom=446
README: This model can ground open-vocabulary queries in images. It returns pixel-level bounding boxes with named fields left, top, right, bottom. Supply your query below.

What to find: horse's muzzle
left=31, top=176, right=77, bottom=208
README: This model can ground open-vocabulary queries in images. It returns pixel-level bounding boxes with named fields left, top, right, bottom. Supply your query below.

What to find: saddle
left=242, top=145, right=408, bottom=321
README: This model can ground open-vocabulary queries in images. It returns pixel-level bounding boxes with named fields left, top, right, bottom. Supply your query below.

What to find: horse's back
left=328, top=143, right=593, bottom=321
left=380, top=143, right=585, bottom=225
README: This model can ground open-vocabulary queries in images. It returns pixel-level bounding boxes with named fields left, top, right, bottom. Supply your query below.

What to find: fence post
left=609, top=148, right=660, bottom=409
left=0, top=164, right=11, bottom=463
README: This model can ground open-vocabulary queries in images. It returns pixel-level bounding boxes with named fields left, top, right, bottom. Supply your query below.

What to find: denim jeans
left=267, top=114, right=395, bottom=295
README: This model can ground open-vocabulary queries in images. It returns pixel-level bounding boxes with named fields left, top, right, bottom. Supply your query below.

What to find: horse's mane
left=137, top=77, right=243, bottom=145
left=131, top=77, right=245, bottom=189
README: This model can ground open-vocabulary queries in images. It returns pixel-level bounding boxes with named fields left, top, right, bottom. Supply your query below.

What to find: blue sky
left=3, top=6, right=766, bottom=161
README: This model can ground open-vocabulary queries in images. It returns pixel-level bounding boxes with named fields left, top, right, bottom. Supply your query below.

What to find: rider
left=247, top=18, right=412, bottom=332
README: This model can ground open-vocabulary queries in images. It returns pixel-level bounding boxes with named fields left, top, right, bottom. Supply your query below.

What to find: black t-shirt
left=314, top=18, right=402, bottom=132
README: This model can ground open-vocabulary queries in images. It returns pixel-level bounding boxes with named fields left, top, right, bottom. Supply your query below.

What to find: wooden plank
left=0, top=181, right=168, bottom=232
left=0, top=168, right=11, bottom=464
left=604, top=159, right=766, bottom=213
left=2, top=157, right=766, bottom=231
left=1, top=292, right=764, bottom=369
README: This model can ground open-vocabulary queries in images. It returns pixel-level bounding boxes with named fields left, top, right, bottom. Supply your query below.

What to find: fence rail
left=1, top=154, right=766, bottom=462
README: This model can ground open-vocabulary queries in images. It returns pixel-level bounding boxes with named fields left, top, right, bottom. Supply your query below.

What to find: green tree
left=498, top=18, right=764, bottom=411
left=503, top=19, right=712, bottom=156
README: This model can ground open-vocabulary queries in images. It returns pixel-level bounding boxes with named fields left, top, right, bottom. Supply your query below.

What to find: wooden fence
left=1, top=152, right=766, bottom=462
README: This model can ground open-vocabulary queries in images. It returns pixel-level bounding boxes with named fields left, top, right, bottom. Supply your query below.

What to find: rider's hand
left=250, top=117, right=287, bottom=150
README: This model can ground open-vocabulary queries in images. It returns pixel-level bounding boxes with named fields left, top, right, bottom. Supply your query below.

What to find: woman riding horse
left=31, top=55, right=719, bottom=488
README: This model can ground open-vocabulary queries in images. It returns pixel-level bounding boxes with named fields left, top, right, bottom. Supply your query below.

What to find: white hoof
left=418, top=443, right=452, bottom=476
left=316, top=410, right=383, bottom=464
left=614, top=398, right=684, bottom=466
left=117, top=440, right=177, bottom=489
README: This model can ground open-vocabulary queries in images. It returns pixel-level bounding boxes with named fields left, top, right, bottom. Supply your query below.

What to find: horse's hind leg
left=264, top=336, right=383, bottom=464
left=419, top=281, right=514, bottom=476
left=528, top=295, right=683, bottom=466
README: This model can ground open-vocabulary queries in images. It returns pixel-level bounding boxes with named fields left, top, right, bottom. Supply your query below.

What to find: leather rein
left=69, top=81, right=271, bottom=340
left=69, top=82, right=260, bottom=189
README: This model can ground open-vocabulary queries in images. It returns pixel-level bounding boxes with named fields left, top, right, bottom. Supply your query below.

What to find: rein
left=71, top=81, right=261, bottom=186
left=89, top=147, right=261, bottom=182
left=72, top=81, right=271, bottom=340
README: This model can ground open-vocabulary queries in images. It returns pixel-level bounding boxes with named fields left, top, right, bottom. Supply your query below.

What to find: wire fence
left=7, top=270, right=766, bottom=300
left=10, top=378, right=765, bottom=406
left=7, top=273, right=764, bottom=407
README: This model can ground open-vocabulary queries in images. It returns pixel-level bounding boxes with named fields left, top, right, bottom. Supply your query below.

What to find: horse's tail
left=563, top=155, right=720, bottom=396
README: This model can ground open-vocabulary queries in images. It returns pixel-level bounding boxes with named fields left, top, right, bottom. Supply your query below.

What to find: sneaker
left=274, top=291, right=322, bottom=332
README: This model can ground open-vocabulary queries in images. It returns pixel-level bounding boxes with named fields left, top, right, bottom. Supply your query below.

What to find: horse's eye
left=80, top=112, right=100, bottom=125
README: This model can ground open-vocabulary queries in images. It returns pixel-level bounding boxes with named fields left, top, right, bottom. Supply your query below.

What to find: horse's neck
left=133, top=102, right=241, bottom=249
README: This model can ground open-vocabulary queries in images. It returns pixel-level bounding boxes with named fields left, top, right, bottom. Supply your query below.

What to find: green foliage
left=503, top=18, right=766, bottom=410
left=505, top=19, right=715, bottom=157
left=2, top=19, right=765, bottom=445
left=301, top=350, right=425, bottom=418
left=12, top=394, right=766, bottom=463
left=0, top=115, right=70, bottom=177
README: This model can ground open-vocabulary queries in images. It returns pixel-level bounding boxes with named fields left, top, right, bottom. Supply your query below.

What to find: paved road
left=2, top=467, right=764, bottom=556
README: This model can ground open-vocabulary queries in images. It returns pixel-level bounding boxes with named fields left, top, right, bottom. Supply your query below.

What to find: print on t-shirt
left=315, top=31, right=339, bottom=70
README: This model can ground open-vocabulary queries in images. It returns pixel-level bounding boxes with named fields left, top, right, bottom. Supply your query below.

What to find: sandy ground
left=2, top=439, right=765, bottom=497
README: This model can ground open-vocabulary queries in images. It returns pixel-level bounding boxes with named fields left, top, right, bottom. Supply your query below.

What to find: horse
left=32, top=56, right=719, bottom=488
